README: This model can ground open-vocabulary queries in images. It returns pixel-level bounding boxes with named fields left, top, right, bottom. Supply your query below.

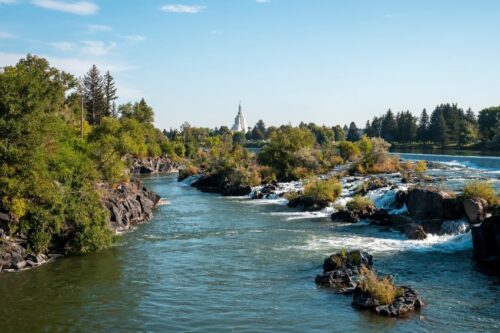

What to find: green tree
left=104, top=71, right=117, bottom=118
left=346, top=122, right=360, bottom=142
left=83, top=65, right=106, bottom=125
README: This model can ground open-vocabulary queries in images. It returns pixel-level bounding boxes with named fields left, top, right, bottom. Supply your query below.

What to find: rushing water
left=1, top=155, right=500, bottom=332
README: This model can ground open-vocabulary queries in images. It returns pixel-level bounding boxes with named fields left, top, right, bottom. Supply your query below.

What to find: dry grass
left=303, top=178, right=342, bottom=202
left=463, top=181, right=499, bottom=206
left=346, top=195, right=374, bottom=212
left=359, top=266, right=397, bottom=305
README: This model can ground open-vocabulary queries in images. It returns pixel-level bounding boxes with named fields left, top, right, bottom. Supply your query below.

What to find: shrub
left=415, top=160, right=427, bottom=174
left=359, top=265, right=397, bottom=305
left=346, top=195, right=374, bottom=212
left=462, top=181, right=499, bottom=206
left=337, top=141, right=360, bottom=161
left=303, top=178, right=342, bottom=202
left=258, top=166, right=276, bottom=183
left=178, top=165, right=199, bottom=181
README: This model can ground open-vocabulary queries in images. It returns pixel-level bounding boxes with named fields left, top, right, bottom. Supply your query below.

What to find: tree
left=83, top=65, right=105, bottom=125
left=346, top=122, right=360, bottom=142
left=333, top=125, right=345, bottom=141
left=395, top=111, right=417, bottom=143
left=120, top=98, right=154, bottom=124
left=417, top=109, right=430, bottom=142
left=232, top=131, right=246, bottom=146
left=103, top=71, right=117, bottom=118
left=381, top=109, right=397, bottom=142
left=251, top=119, right=266, bottom=140
left=477, top=107, right=500, bottom=142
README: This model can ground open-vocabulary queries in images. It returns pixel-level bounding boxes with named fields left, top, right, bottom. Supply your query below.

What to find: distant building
left=231, top=102, right=248, bottom=133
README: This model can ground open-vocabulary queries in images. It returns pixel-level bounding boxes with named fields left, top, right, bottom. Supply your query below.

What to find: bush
left=178, top=165, right=199, bottom=181
left=462, top=181, right=499, bottom=206
left=303, top=178, right=342, bottom=202
left=359, top=266, right=397, bottom=305
left=346, top=195, right=374, bottom=212
left=337, top=141, right=360, bottom=161
left=258, top=166, right=276, bottom=183
left=415, top=160, right=427, bottom=174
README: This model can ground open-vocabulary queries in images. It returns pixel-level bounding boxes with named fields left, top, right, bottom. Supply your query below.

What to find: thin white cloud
left=118, top=34, right=146, bottom=42
left=0, top=0, right=18, bottom=5
left=80, top=40, right=116, bottom=56
left=0, top=51, right=133, bottom=75
left=161, top=4, right=205, bottom=14
left=87, top=24, right=112, bottom=33
left=31, top=0, right=98, bottom=15
left=50, top=41, right=75, bottom=51
left=256, top=0, right=270, bottom=3
left=0, top=31, right=16, bottom=39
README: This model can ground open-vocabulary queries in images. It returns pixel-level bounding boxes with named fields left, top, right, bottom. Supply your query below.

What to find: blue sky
left=1, top=0, right=500, bottom=130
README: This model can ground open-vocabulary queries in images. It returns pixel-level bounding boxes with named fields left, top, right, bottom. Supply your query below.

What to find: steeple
left=232, top=101, right=248, bottom=133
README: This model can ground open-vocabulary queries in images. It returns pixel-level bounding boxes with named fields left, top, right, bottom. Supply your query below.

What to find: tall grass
left=359, top=266, right=397, bottom=305
left=303, top=178, right=342, bottom=202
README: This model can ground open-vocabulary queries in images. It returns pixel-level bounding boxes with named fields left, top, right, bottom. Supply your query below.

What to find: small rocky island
left=316, top=250, right=425, bottom=318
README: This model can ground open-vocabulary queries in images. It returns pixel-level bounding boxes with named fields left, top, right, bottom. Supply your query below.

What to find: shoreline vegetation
left=0, top=55, right=179, bottom=272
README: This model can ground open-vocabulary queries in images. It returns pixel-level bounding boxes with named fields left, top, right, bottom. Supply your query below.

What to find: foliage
left=346, top=195, right=374, bottom=212
left=257, top=127, right=316, bottom=181
left=303, top=178, right=342, bottom=202
left=359, top=266, right=397, bottom=305
left=462, top=181, right=499, bottom=206
left=0, top=55, right=163, bottom=256
left=337, top=141, right=360, bottom=161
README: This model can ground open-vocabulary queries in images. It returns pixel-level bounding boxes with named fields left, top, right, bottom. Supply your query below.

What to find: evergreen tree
left=104, top=71, right=117, bottom=117
left=395, top=111, right=417, bottom=143
left=251, top=119, right=266, bottom=140
left=83, top=65, right=105, bottom=125
left=333, top=125, right=345, bottom=141
left=381, top=109, right=397, bottom=142
left=346, top=122, right=360, bottom=142
left=417, top=109, right=430, bottom=142
left=437, top=113, right=449, bottom=147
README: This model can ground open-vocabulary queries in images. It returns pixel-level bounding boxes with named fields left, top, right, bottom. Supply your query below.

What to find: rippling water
left=1, top=155, right=500, bottom=332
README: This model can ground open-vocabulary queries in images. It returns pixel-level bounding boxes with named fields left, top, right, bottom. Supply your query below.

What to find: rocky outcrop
left=356, top=177, right=391, bottom=195
left=315, top=250, right=373, bottom=293
left=331, top=205, right=377, bottom=223
left=352, top=286, right=425, bottom=317
left=471, top=215, right=500, bottom=273
left=102, top=178, right=161, bottom=233
left=405, top=187, right=464, bottom=220
left=1, top=178, right=161, bottom=273
left=129, top=156, right=179, bottom=175
left=463, top=197, right=488, bottom=224
left=191, top=172, right=252, bottom=196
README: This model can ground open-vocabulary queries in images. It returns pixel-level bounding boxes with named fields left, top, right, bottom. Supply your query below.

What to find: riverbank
left=0, top=177, right=161, bottom=273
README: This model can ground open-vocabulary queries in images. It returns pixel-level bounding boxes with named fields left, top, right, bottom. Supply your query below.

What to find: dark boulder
left=373, top=287, right=425, bottom=317
left=331, top=205, right=377, bottom=223
left=471, top=215, right=500, bottom=273
left=405, top=187, right=463, bottom=220
left=463, top=197, right=488, bottom=224
left=316, top=250, right=373, bottom=293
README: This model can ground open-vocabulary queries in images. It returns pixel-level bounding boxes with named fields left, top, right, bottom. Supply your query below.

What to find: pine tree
left=83, top=65, right=105, bottom=125
left=104, top=71, right=117, bottom=118
left=381, top=109, right=397, bottom=142
left=346, top=122, right=360, bottom=142
left=417, top=108, right=430, bottom=142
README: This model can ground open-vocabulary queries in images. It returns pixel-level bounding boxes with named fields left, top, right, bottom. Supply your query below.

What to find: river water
left=0, top=154, right=499, bottom=332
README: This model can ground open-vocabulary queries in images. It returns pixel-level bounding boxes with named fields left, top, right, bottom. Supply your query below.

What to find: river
left=0, top=154, right=499, bottom=332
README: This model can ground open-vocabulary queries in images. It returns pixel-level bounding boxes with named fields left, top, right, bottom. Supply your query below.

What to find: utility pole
left=78, top=78, right=84, bottom=139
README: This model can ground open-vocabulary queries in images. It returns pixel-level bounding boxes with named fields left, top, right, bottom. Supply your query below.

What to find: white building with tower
left=231, top=102, right=248, bottom=133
